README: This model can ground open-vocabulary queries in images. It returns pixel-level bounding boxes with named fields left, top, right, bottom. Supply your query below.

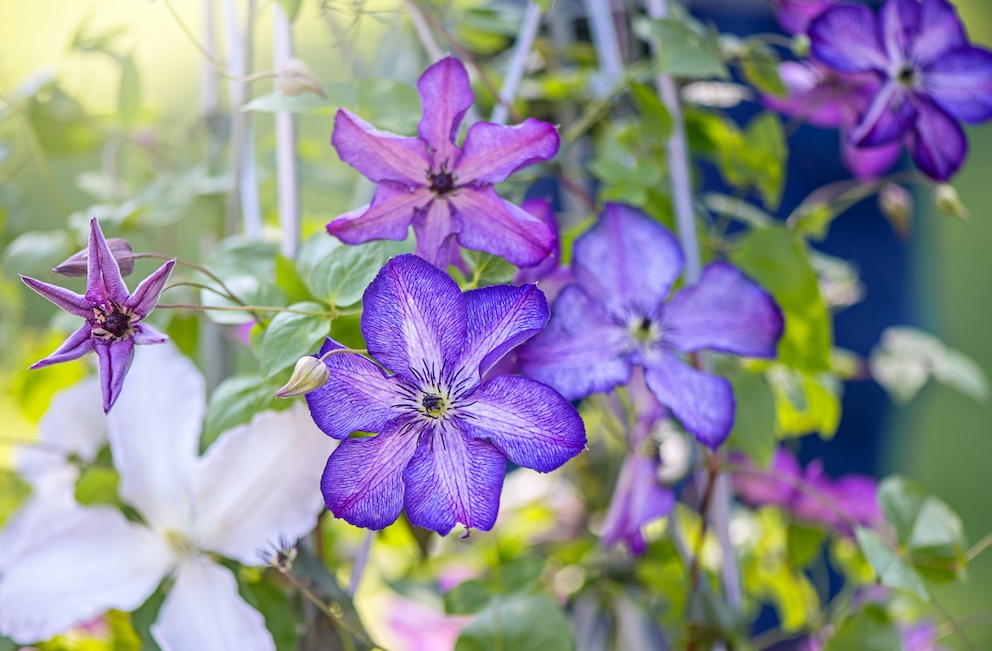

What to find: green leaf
left=204, top=374, right=288, bottom=442
left=629, top=82, right=672, bottom=140
left=869, top=327, right=989, bottom=404
left=238, top=572, right=302, bottom=651
left=455, top=594, right=574, bottom=651
left=730, top=227, right=832, bottom=372
left=822, top=604, right=901, bottom=651
left=242, top=90, right=336, bottom=114
left=768, top=367, right=841, bottom=439
left=118, top=56, right=141, bottom=127
left=107, top=610, right=142, bottom=651
left=308, top=241, right=387, bottom=307
left=445, top=579, right=493, bottom=615
left=787, top=523, right=826, bottom=568
left=740, top=42, right=787, bottom=96
left=2, top=230, right=73, bottom=277
left=130, top=586, right=167, bottom=651
left=877, top=476, right=966, bottom=577
left=640, top=17, right=729, bottom=79
left=293, top=547, right=374, bottom=650
left=744, top=113, right=786, bottom=211
left=855, top=527, right=929, bottom=601
left=260, top=302, right=330, bottom=379
left=357, top=79, right=421, bottom=134
left=726, top=370, right=777, bottom=467
left=201, top=239, right=284, bottom=325
left=276, top=0, right=302, bottom=21
left=75, top=466, right=122, bottom=508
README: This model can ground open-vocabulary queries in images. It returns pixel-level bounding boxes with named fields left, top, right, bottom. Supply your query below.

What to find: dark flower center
left=92, top=301, right=136, bottom=341
left=638, top=317, right=652, bottom=332
left=428, top=162, right=457, bottom=196
left=897, top=64, right=917, bottom=87
left=422, top=393, right=444, bottom=414
left=104, top=312, right=131, bottom=337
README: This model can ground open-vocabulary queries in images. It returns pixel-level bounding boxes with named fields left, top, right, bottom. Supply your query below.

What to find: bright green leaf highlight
left=455, top=594, right=574, bottom=651
left=822, top=605, right=901, bottom=651
left=260, top=302, right=330, bottom=379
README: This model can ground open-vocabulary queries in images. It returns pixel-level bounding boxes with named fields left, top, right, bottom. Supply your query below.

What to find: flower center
left=421, top=392, right=448, bottom=418
left=896, top=64, right=917, bottom=87
left=92, top=301, right=137, bottom=341
left=428, top=162, right=457, bottom=196
left=629, top=315, right=659, bottom=344
left=163, top=530, right=197, bottom=558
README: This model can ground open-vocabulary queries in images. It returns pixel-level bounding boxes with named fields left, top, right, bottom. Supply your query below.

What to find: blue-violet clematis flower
left=305, top=254, right=586, bottom=535
left=771, top=0, right=835, bottom=35
left=809, top=0, right=992, bottom=180
left=20, top=217, right=175, bottom=412
left=518, top=203, right=784, bottom=449
left=327, top=56, right=559, bottom=269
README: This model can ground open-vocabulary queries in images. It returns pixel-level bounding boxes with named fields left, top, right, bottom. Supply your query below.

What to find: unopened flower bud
left=276, top=58, right=326, bottom=98
left=878, top=183, right=913, bottom=238
left=275, top=356, right=329, bottom=398
left=934, top=183, right=970, bottom=221
left=791, top=34, right=811, bottom=58
left=53, top=238, right=135, bottom=277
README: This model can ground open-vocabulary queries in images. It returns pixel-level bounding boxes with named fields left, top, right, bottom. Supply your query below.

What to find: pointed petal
left=28, top=324, right=94, bottom=369
left=95, top=339, right=135, bottom=412
left=331, top=108, right=430, bottom=185
left=125, top=259, right=175, bottom=316
left=132, top=322, right=169, bottom=345
left=417, top=57, right=473, bottom=165
left=320, top=421, right=420, bottom=530
left=906, top=94, right=967, bottom=180
left=20, top=275, right=91, bottom=317
left=924, top=46, right=992, bottom=123
left=840, top=137, right=903, bottom=180
left=86, top=218, right=130, bottom=305
left=762, top=62, right=845, bottom=128
left=448, top=187, right=555, bottom=267
left=404, top=429, right=505, bottom=535
left=360, top=254, right=467, bottom=379
left=459, top=283, right=550, bottom=381
left=411, top=197, right=461, bottom=267
left=461, top=374, right=586, bottom=473
left=601, top=453, right=674, bottom=553
left=573, top=203, right=683, bottom=318
left=912, top=0, right=967, bottom=66
left=306, top=339, right=402, bottom=440
left=0, top=491, right=78, bottom=573
left=849, top=81, right=916, bottom=146
left=153, top=557, right=274, bottom=651
left=454, top=119, right=560, bottom=184
left=661, top=262, right=783, bottom=358
left=0, top=507, right=172, bottom=645
left=517, top=285, right=633, bottom=400
left=643, top=350, right=734, bottom=448
left=809, top=5, right=888, bottom=73
left=108, top=343, right=204, bottom=530
left=326, top=182, right=428, bottom=246
left=878, top=0, right=919, bottom=64
left=191, top=405, right=336, bottom=563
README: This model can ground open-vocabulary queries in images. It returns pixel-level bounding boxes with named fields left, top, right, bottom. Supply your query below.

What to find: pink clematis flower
left=327, top=56, right=560, bottom=269
left=20, top=218, right=175, bottom=412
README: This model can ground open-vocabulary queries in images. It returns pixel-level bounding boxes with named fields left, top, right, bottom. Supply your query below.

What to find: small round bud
left=791, top=34, right=811, bottom=58
left=276, top=58, right=326, bottom=98
left=934, top=183, right=970, bottom=221
left=878, top=183, right=913, bottom=237
left=275, top=356, right=329, bottom=398
left=54, top=238, right=135, bottom=277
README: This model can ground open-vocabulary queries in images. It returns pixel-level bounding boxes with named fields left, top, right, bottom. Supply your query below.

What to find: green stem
left=157, top=303, right=335, bottom=318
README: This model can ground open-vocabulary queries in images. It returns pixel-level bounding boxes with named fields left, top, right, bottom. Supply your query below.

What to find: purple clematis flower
left=809, top=0, right=992, bottom=180
left=327, top=56, right=559, bottom=269
left=20, top=218, right=175, bottom=412
left=305, top=254, right=586, bottom=535
left=771, top=0, right=835, bottom=35
left=518, top=203, right=783, bottom=449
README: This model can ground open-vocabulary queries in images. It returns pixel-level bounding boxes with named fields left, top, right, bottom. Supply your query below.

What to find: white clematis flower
left=0, top=343, right=336, bottom=650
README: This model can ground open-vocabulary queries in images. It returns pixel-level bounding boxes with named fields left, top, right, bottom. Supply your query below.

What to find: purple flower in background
left=20, top=218, right=175, bottom=412
left=771, top=0, right=834, bottom=35
left=518, top=203, right=783, bottom=449
left=305, top=254, right=586, bottom=535
left=809, top=0, right=992, bottom=180
left=327, top=56, right=559, bottom=269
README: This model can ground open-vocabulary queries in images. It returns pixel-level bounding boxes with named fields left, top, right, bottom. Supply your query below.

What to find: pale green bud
left=275, top=356, right=329, bottom=398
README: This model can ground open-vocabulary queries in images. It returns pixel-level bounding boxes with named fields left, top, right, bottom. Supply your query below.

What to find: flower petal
left=331, top=108, right=430, bottom=185
left=763, top=62, right=845, bottom=128
left=417, top=57, right=474, bottom=166
left=459, top=283, right=549, bottom=381
left=306, top=339, right=401, bottom=440
left=27, top=324, right=95, bottom=369
left=849, top=81, right=916, bottom=146
left=454, top=119, right=560, bottom=184
left=411, top=197, right=461, bottom=267
left=191, top=405, right=335, bottom=564
left=25, top=377, right=106, bottom=481
left=924, top=46, right=992, bottom=123
left=20, top=275, right=91, bottom=317
left=86, top=217, right=130, bottom=305
left=125, top=259, right=175, bottom=316
left=95, top=339, right=135, bottom=412
left=108, top=343, right=204, bottom=529
left=911, top=0, right=967, bottom=66
left=132, top=321, right=170, bottom=345
left=840, top=137, right=903, bottom=180
left=643, top=350, right=734, bottom=448
left=601, top=453, right=674, bottom=553
left=0, top=506, right=172, bottom=645
left=152, top=556, right=275, bottom=651
left=460, top=374, right=586, bottom=473
left=809, top=5, right=888, bottom=73
left=517, top=285, right=633, bottom=400
left=448, top=188, right=556, bottom=267
left=320, top=421, right=420, bottom=530
left=0, top=491, right=78, bottom=573
left=906, top=94, right=967, bottom=180
left=878, top=0, right=919, bottom=64
left=661, top=262, right=783, bottom=358
left=360, top=254, right=467, bottom=379
left=403, top=428, right=505, bottom=535
left=573, top=203, right=683, bottom=318
left=326, top=182, right=429, bottom=246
